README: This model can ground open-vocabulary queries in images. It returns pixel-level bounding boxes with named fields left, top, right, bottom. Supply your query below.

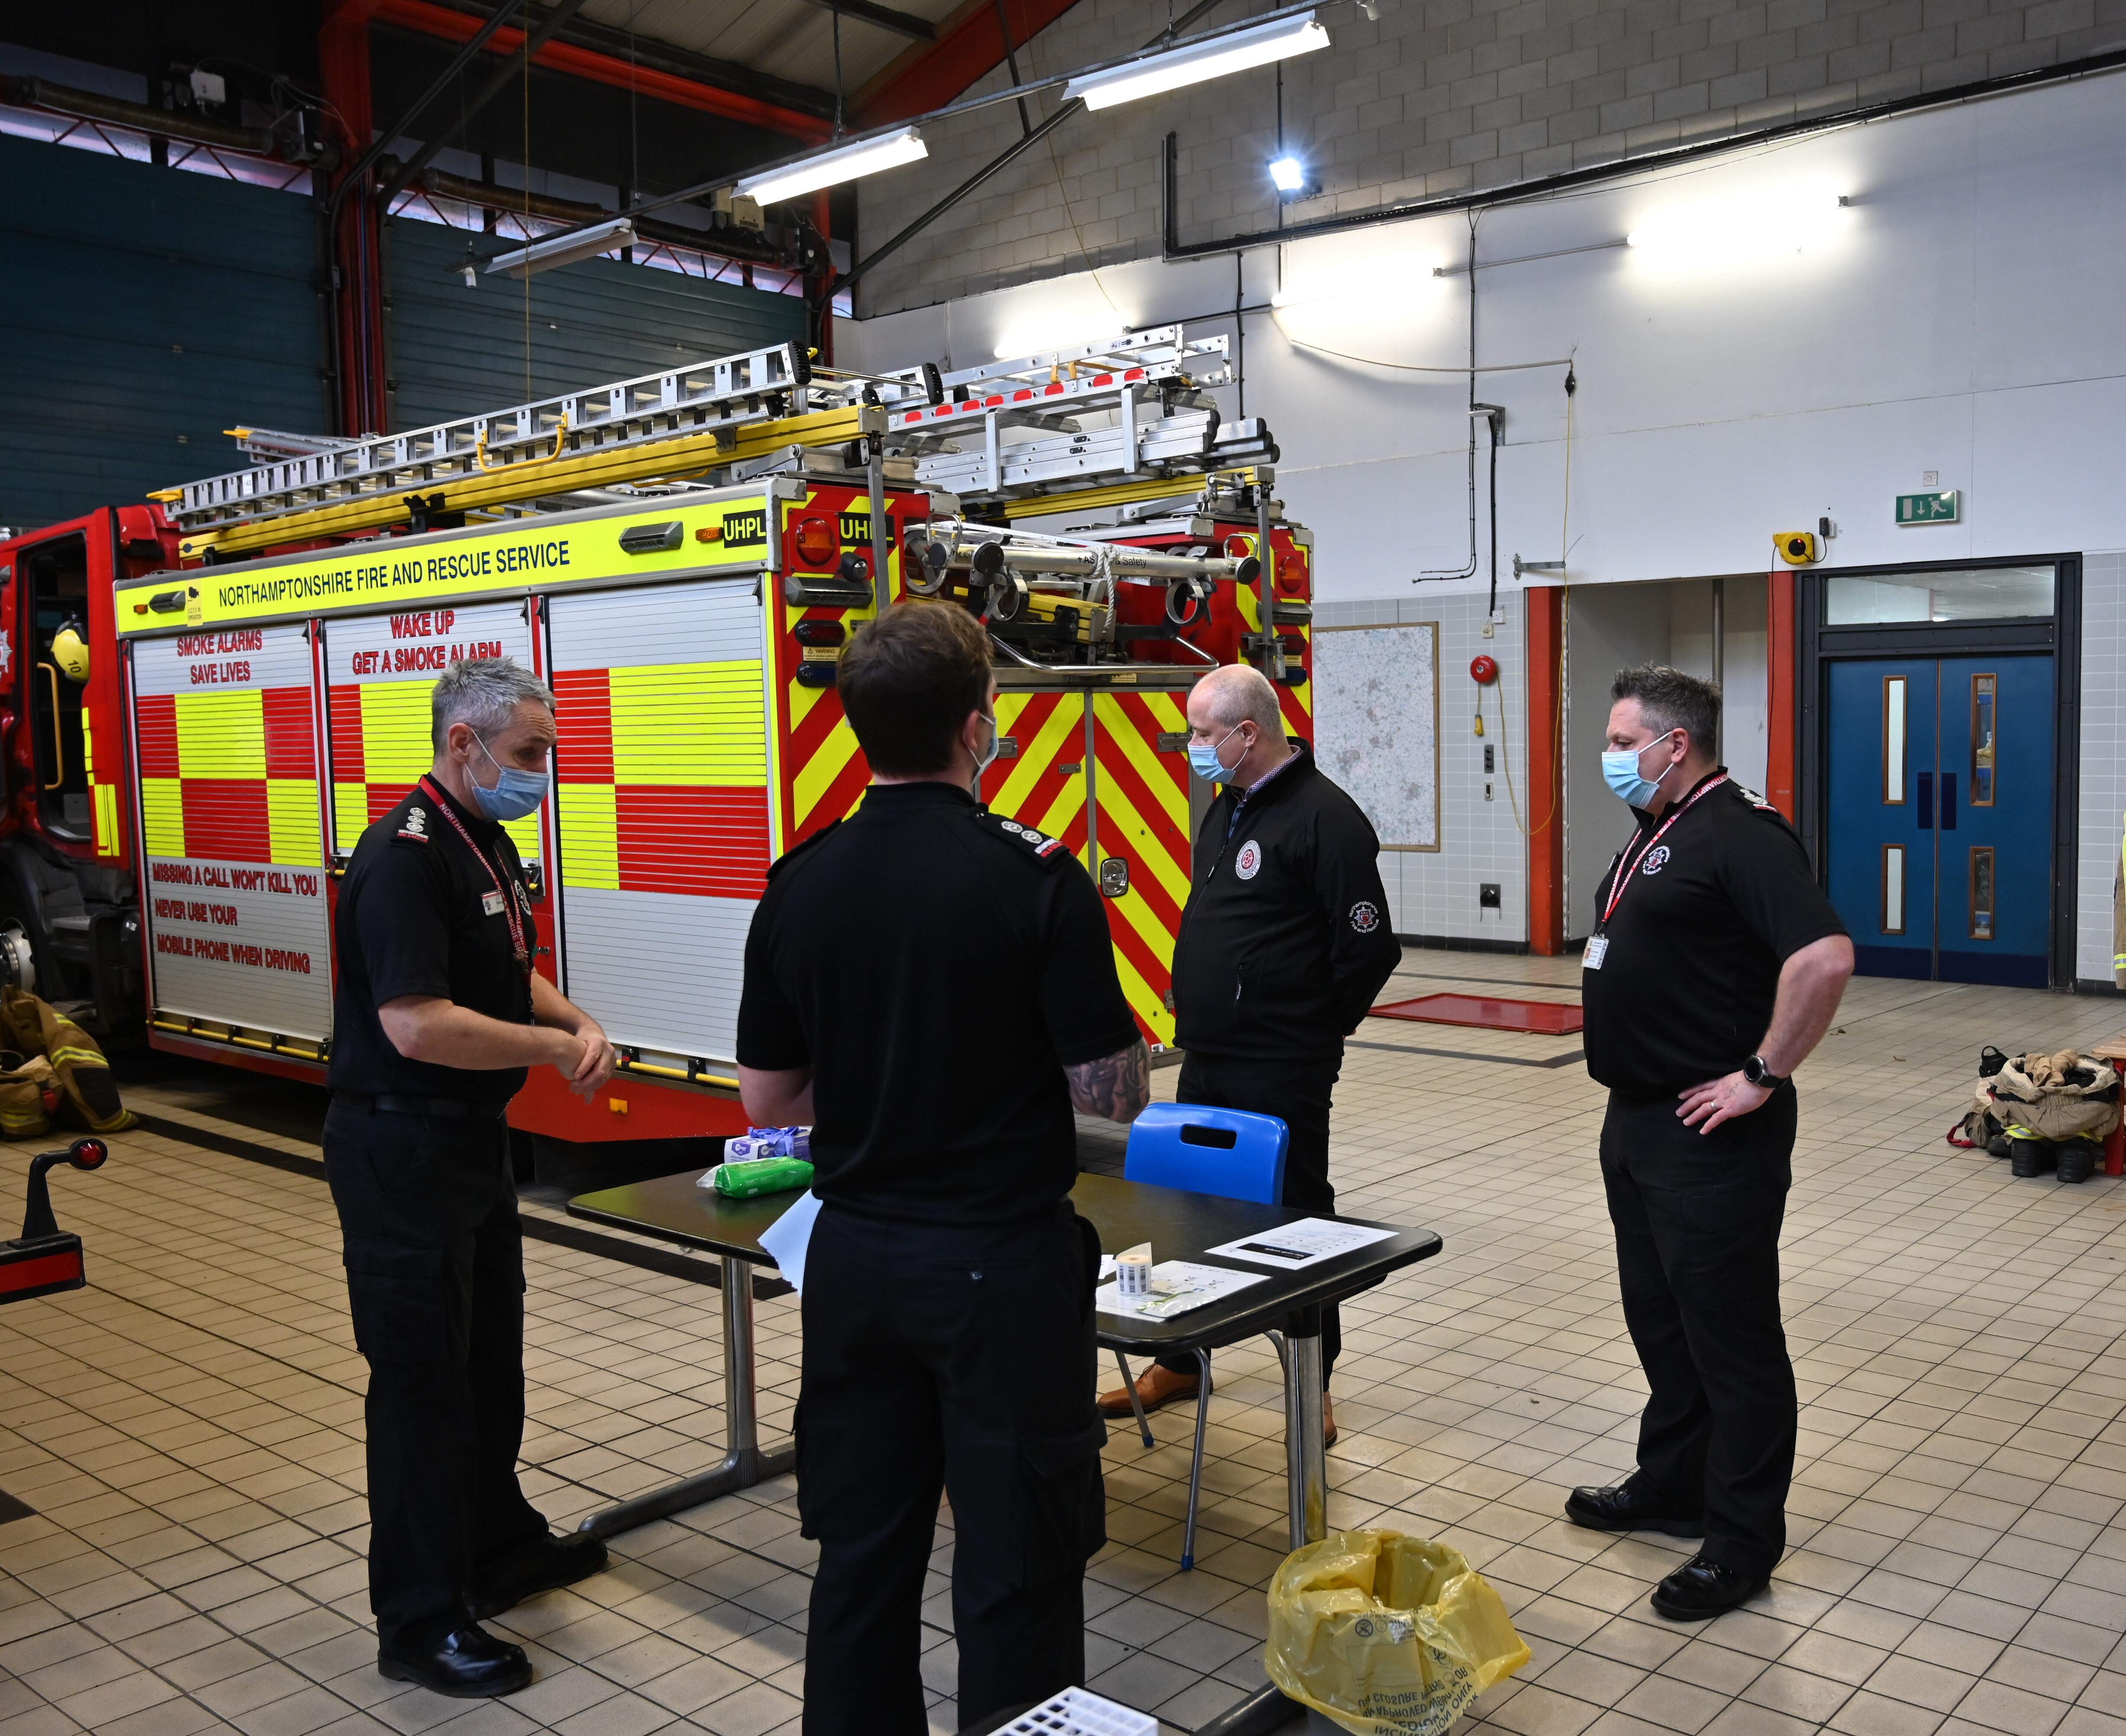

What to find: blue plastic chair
left=1114, top=1103, right=1288, bottom=1569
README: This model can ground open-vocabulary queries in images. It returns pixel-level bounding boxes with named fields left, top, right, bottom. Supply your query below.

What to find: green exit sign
left=1896, top=489, right=1960, bottom=525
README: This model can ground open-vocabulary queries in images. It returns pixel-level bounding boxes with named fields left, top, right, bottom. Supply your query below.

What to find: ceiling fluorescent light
left=736, top=126, right=928, bottom=206
left=1065, top=12, right=1330, bottom=110
left=486, top=217, right=636, bottom=280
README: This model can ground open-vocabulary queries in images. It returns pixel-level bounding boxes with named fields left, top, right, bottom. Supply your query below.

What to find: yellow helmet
left=52, top=620, right=89, bottom=684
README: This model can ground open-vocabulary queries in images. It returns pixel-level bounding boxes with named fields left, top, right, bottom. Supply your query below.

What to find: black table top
left=568, top=1171, right=1442, bottom=1354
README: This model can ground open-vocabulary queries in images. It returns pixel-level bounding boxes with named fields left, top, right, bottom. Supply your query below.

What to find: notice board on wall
left=1312, top=622, right=1441, bottom=851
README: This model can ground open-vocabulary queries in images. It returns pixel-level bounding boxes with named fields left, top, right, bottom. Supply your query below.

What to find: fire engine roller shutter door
left=130, top=626, right=331, bottom=1040
left=547, top=580, right=769, bottom=1065
left=385, top=218, right=805, bottom=431
left=320, top=603, right=541, bottom=870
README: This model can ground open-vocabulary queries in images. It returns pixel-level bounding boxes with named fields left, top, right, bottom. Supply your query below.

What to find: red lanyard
left=1598, top=774, right=1727, bottom=932
left=419, top=776, right=530, bottom=974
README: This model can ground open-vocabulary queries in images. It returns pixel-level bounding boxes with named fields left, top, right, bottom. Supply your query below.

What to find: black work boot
left=2056, top=1140, right=2097, bottom=1184
left=2009, top=1137, right=2056, bottom=1178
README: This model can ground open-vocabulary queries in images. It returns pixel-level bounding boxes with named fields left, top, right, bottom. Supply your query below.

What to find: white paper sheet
left=1201, top=1217, right=1397, bottom=1271
left=756, top=1189, right=824, bottom=1295
left=1094, top=1260, right=1268, bottom=1321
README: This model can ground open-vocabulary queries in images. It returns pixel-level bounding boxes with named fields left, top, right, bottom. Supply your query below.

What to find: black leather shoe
left=1650, top=1554, right=1770, bottom=1622
left=470, top=1531, right=609, bottom=1621
left=1564, top=1482, right=1704, bottom=1539
left=377, top=1625, right=532, bottom=1697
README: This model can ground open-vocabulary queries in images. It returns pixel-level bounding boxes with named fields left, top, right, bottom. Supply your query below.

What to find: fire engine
left=0, top=326, right=1314, bottom=1164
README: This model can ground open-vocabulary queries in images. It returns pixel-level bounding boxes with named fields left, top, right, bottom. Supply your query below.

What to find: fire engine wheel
left=0, top=924, right=36, bottom=996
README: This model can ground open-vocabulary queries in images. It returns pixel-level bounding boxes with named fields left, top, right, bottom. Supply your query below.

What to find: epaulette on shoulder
left=975, top=808, right=1073, bottom=870
left=766, top=818, right=842, bottom=881
left=392, top=799, right=435, bottom=846
left=1730, top=782, right=1778, bottom=811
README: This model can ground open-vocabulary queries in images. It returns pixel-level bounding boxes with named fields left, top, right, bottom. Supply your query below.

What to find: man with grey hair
left=325, top=655, right=616, bottom=1697
left=1098, top=664, right=1399, bottom=1441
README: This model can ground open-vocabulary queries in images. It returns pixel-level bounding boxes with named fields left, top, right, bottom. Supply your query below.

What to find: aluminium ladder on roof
left=160, top=325, right=1265, bottom=540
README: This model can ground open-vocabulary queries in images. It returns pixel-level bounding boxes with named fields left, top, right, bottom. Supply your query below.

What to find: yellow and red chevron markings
left=980, top=692, right=1089, bottom=859
left=137, top=687, right=319, bottom=865
left=1092, top=691, right=1191, bottom=1045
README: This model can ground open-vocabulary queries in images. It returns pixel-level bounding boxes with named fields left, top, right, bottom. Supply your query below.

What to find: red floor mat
left=1369, top=993, right=1584, bottom=1035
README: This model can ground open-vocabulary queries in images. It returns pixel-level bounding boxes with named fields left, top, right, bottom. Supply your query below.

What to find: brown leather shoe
left=1324, top=1392, right=1338, bottom=1449
left=1097, top=1363, right=1201, bottom=1418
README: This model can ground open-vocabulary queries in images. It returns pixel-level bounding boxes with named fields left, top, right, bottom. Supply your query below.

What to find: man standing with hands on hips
left=326, top=657, right=617, bottom=1697
left=1100, top=663, right=1400, bottom=1444
left=1568, top=665, right=1852, bottom=1621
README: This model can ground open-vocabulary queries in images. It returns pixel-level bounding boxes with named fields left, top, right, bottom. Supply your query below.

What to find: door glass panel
left=1882, top=844, right=1905, bottom=934
left=1824, top=565, right=2053, bottom=623
left=1883, top=676, right=1906, bottom=803
left=1970, top=847, right=1994, bottom=940
left=1970, top=674, right=1996, bottom=806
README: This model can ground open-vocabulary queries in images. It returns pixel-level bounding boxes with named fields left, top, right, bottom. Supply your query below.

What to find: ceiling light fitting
left=1065, top=12, right=1330, bottom=110
left=485, top=217, right=636, bottom=280
left=735, top=125, right=928, bottom=205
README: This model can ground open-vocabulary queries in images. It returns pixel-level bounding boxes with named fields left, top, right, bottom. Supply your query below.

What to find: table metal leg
left=1113, top=1349, right=1155, bottom=1449
left=576, top=1257, right=796, bottom=1540
left=1282, top=1308, right=1327, bottom=1550
left=1181, top=1346, right=1214, bottom=1571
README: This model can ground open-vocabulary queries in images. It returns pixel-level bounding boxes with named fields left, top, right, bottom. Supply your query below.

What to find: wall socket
left=1479, top=883, right=1502, bottom=910
left=1484, top=745, right=1494, bottom=773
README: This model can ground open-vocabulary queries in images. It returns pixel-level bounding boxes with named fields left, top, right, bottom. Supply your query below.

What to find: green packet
left=712, top=1157, right=815, bottom=1198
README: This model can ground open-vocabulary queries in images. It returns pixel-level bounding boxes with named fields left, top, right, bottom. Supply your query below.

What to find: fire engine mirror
left=68, top=1139, right=107, bottom=1171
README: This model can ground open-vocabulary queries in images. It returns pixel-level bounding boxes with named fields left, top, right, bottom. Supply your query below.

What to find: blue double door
left=1826, top=655, right=2053, bottom=986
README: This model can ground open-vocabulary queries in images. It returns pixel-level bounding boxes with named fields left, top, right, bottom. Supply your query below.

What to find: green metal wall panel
left=0, top=133, right=325, bottom=531
left=385, top=217, right=807, bottom=432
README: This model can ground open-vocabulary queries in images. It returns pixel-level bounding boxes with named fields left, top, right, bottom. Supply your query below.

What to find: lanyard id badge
left=1585, top=774, right=1728, bottom=972
left=419, top=777, right=532, bottom=977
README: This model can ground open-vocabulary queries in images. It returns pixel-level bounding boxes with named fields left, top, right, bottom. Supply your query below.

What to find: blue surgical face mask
left=1602, top=733, right=1678, bottom=809
left=1188, top=723, right=1243, bottom=782
left=471, top=732, right=549, bottom=822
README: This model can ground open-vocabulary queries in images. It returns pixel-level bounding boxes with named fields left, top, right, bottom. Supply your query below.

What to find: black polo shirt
left=328, top=777, right=538, bottom=1108
left=737, top=782, right=1140, bottom=1227
left=1582, top=771, right=1846, bottom=1100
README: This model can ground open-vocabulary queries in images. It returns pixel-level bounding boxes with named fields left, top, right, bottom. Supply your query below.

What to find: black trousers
left=323, top=1099, right=548, bottom=1648
left=797, top=1201, right=1105, bottom=1736
left=1158, top=1050, right=1341, bottom=1385
left=1600, top=1085, right=1798, bottom=1577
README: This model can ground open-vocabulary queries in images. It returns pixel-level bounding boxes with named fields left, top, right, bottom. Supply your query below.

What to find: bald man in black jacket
left=1098, top=664, right=1400, bottom=1441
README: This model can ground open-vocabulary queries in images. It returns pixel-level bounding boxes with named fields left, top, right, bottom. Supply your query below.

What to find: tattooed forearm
left=1067, top=1039, right=1152, bottom=1124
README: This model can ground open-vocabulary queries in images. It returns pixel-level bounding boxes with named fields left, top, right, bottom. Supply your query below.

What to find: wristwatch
left=1742, top=1055, right=1788, bottom=1088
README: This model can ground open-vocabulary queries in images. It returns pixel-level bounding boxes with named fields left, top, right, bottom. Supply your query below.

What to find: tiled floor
left=4, top=957, right=2126, bottom=1736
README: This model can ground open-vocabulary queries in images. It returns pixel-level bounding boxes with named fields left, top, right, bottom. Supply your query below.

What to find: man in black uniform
left=1099, top=663, right=1400, bottom=1442
left=1566, top=665, right=1852, bottom=1621
left=326, top=656, right=617, bottom=1696
left=738, top=601, right=1148, bottom=1736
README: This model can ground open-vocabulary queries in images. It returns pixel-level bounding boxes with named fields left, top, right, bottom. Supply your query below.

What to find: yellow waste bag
left=1265, top=1530, right=1530, bottom=1736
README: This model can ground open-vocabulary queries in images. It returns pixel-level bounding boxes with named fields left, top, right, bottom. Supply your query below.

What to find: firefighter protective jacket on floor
left=1171, top=740, right=1401, bottom=1062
